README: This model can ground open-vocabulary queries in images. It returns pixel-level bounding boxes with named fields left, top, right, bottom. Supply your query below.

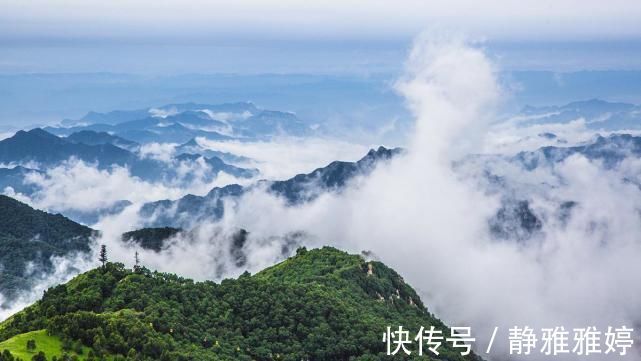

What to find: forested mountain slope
left=0, top=247, right=480, bottom=361
left=0, top=196, right=95, bottom=304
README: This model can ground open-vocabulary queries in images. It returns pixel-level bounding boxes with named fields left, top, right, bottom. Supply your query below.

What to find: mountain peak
left=180, top=137, right=200, bottom=147
left=6, top=128, right=67, bottom=148
left=17, top=128, right=60, bottom=140
left=363, top=146, right=402, bottom=162
left=0, top=246, right=474, bottom=360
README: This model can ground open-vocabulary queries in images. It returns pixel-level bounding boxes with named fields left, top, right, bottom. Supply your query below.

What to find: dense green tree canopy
left=0, top=195, right=95, bottom=302
left=1, top=247, right=480, bottom=361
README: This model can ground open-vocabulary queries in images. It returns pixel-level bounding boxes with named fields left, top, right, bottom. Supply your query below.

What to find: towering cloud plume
left=206, top=35, right=641, bottom=360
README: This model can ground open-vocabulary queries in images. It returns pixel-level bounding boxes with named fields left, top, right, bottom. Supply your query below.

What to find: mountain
left=489, top=199, right=542, bottom=242
left=140, top=146, right=402, bottom=228
left=517, top=99, right=641, bottom=130
left=0, top=247, right=479, bottom=361
left=65, top=130, right=139, bottom=151
left=48, top=121, right=231, bottom=145
left=269, top=146, right=402, bottom=204
left=48, top=102, right=313, bottom=143
left=122, top=227, right=266, bottom=273
left=121, top=227, right=182, bottom=252
left=74, top=101, right=258, bottom=126
left=0, top=128, right=257, bottom=188
left=77, top=109, right=151, bottom=125
left=0, top=195, right=96, bottom=304
left=157, top=101, right=258, bottom=115
left=140, top=184, right=245, bottom=228
left=44, top=123, right=115, bottom=136
left=0, top=129, right=258, bottom=225
left=116, top=118, right=232, bottom=144
left=460, top=133, right=641, bottom=242
left=163, top=110, right=228, bottom=129
left=514, top=133, right=641, bottom=170
left=175, top=153, right=258, bottom=179
left=235, top=110, right=311, bottom=138
left=0, top=166, right=41, bottom=195
left=176, top=138, right=251, bottom=164
left=0, top=128, right=133, bottom=167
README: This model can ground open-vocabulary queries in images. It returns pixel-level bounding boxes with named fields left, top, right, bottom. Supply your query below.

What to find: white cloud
left=0, top=132, right=15, bottom=141
left=200, top=110, right=252, bottom=122
left=3, top=33, right=641, bottom=361
left=11, top=158, right=250, bottom=215
left=138, top=142, right=176, bottom=162
left=198, top=137, right=372, bottom=180
left=148, top=107, right=178, bottom=118
left=192, top=35, right=641, bottom=360
left=485, top=117, right=641, bottom=155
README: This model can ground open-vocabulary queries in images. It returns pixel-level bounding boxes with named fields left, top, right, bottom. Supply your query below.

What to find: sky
left=2, top=0, right=641, bottom=128
left=2, top=0, right=641, bottom=74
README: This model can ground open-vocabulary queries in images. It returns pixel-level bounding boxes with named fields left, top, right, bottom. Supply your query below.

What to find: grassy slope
left=0, top=329, right=105, bottom=361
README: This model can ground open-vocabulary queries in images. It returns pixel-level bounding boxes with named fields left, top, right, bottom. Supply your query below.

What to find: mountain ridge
left=0, top=247, right=479, bottom=361
left=140, top=146, right=403, bottom=227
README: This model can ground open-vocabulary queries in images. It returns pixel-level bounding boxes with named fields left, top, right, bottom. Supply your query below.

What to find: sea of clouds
left=2, top=34, right=641, bottom=360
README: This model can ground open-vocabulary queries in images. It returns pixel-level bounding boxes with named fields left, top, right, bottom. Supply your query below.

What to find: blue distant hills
left=47, top=101, right=312, bottom=143
left=516, top=98, right=641, bottom=130
left=139, top=146, right=403, bottom=228
left=2, top=98, right=641, bottom=244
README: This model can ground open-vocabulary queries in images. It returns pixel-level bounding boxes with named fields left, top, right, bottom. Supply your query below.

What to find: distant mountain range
left=0, top=128, right=133, bottom=168
left=517, top=98, right=641, bottom=130
left=469, top=132, right=641, bottom=242
left=140, top=146, right=403, bottom=228
left=0, top=128, right=257, bottom=197
left=70, top=102, right=259, bottom=126
left=4, top=128, right=641, bottom=314
left=139, top=133, right=641, bottom=242
left=66, top=130, right=139, bottom=151
left=176, top=138, right=251, bottom=164
left=268, top=146, right=402, bottom=204
left=4, top=122, right=641, bottom=244
left=49, top=101, right=313, bottom=143
left=4, top=99, right=641, bottom=303
left=513, top=133, right=641, bottom=169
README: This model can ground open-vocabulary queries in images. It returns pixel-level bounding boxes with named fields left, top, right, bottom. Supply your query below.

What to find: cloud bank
left=3, top=33, right=641, bottom=361
left=173, top=35, right=641, bottom=360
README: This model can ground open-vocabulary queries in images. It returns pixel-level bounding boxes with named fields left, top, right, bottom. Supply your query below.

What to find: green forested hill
left=0, top=247, right=480, bottom=361
left=0, top=195, right=96, bottom=302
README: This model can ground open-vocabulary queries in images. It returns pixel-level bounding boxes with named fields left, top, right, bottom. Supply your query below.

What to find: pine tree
left=99, top=244, right=107, bottom=267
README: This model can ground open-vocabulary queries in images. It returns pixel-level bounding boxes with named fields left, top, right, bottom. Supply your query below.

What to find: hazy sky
left=4, top=0, right=641, bottom=40
left=2, top=0, right=641, bottom=74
